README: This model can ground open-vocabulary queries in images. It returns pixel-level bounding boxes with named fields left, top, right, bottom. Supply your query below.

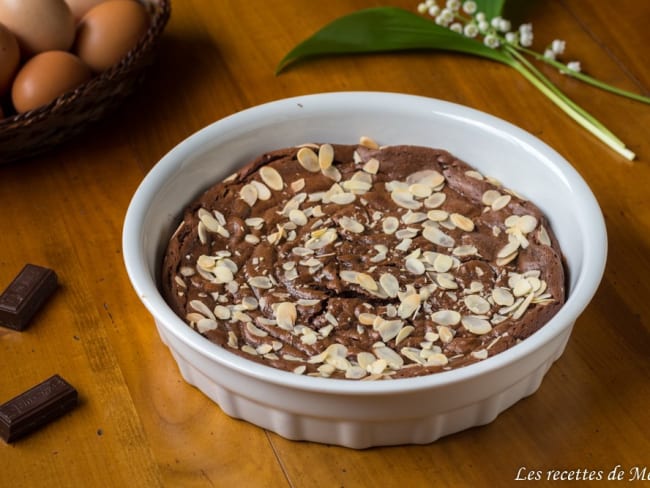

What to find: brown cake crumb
left=161, top=139, right=566, bottom=380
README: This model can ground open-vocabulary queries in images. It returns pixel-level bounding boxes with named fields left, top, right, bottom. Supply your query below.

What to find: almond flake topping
left=357, top=273, right=378, bottom=292
left=409, top=183, right=432, bottom=198
left=179, top=138, right=563, bottom=381
left=436, top=273, right=458, bottom=290
left=472, top=349, right=488, bottom=360
left=407, top=169, right=445, bottom=189
left=246, top=322, right=268, bottom=337
left=190, top=300, right=215, bottom=320
left=343, top=177, right=372, bottom=194
left=427, top=210, right=449, bottom=222
left=296, top=147, right=320, bottom=172
left=462, top=315, right=492, bottom=335
left=433, top=253, right=454, bottom=273
left=423, top=225, right=455, bottom=248
left=398, top=293, right=421, bottom=318
left=405, top=257, right=425, bottom=275
left=374, top=318, right=404, bottom=342
left=359, top=136, right=379, bottom=149
left=391, top=189, right=422, bottom=210
left=260, top=166, right=284, bottom=191
left=491, top=194, right=511, bottom=211
left=321, top=165, right=342, bottom=182
left=199, top=211, right=230, bottom=237
left=431, top=309, right=461, bottom=326
left=329, top=192, right=356, bottom=205
left=245, top=217, right=265, bottom=228
left=318, top=143, right=334, bottom=170
left=453, top=245, right=478, bottom=257
left=289, top=209, right=308, bottom=226
left=492, top=287, right=515, bottom=306
left=482, top=189, right=502, bottom=206
left=450, top=213, right=475, bottom=232
left=363, top=158, right=379, bottom=174
left=374, top=345, right=405, bottom=369
left=537, top=225, right=552, bottom=246
left=197, top=318, right=218, bottom=333
left=248, top=276, right=273, bottom=289
left=213, top=265, right=234, bottom=284
left=424, top=192, right=446, bottom=208
left=251, top=180, right=271, bottom=200
left=275, top=302, right=297, bottom=330
left=463, top=294, right=491, bottom=314
left=291, top=178, right=305, bottom=192
left=497, top=234, right=521, bottom=258
left=339, top=216, right=364, bottom=233
left=214, top=305, right=231, bottom=320
left=426, top=353, right=449, bottom=366
left=382, top=216, right=399, bottom=234
left=239, top=184, right=258, bottom=207
left=305, top=227, right=337, bottom=249
left=395, top=325, right=415, bottom=345
left=379, top=273, right=400, bottom=298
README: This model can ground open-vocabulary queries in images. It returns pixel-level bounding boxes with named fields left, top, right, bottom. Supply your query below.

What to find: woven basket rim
left=0, top=0, right=171, bottom=132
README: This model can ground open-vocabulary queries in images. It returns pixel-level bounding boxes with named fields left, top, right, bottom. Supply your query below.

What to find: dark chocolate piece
left=0, top=375, right=78, bottom=443
left=0, top=264, right=57, bottom=331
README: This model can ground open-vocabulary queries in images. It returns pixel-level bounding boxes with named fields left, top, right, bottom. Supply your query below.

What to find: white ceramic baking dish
left=122, top=92, right=606, bottom=449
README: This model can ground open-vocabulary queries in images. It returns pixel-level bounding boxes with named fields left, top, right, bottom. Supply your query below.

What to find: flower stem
left=505, top=45, right=624, bottom=146
left=517, top=46, right=650, bottom=104
left=505, top=53, right=635, bottom=160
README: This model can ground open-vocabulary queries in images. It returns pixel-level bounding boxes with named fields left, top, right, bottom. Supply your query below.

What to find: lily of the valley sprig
left=277, top=0, right=649, bottom=160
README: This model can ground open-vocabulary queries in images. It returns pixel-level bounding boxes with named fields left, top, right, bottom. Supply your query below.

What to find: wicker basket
left=0, top=0, right=171, bottom=164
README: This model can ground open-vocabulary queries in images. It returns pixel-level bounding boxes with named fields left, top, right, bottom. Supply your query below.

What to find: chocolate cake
left=161, top=138, right=566, bottom=380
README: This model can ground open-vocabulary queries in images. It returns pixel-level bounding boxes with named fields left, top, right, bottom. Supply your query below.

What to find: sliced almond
left=379, top=273, right=400, bottom=298
left=462, top=315, right=492, bottom=335
left=431, top=309, right=461, bottom=326
left=357, top=273, right=378, bottom=292
left=398, top=293, right=421, bottom=318
left=359, top=136, right=379, bottom=149
left=275, top=302, right=297, bottom=330
left=297, top=147, right=320, bottom=172
left=239, top=184, right=258, bottom=207
left=450, top=213, right=475, bottom=232
left=391, top=189, right=422, bottom=210
left=423, top=226, right=455, bottom=248
left=363, top=158, right=379, bottom=174
left=260, top=166, right=284, bottom=191
left=382, top=216, right=399, bottom=234
left=491, top=194, right=512, bottom=211
left=318, top=143, right=334, bottom=170
left=463, top=294, right=491, bottom=314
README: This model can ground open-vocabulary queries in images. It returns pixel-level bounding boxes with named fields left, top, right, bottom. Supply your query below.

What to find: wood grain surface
left=1, top=1, right=648, bottom=486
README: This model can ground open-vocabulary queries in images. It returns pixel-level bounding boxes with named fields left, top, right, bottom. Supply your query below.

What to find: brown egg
left=74, top=0, right=150, bottom=73
left=64, top=0, right=106, bottom=22
left=0, top=0, right=76, bottom=57
left=11, top=50, right=91, bottom=113
left=0, top=22, right=19, bottom=96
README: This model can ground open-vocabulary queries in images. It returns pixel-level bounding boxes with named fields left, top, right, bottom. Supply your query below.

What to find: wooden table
left=1, top=1, right=648, bottom=486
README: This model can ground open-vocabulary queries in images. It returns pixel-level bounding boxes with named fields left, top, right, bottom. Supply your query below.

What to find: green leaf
left=474, top=0, right=506, bottom=18
left=276, top=7, right=514, bottom=74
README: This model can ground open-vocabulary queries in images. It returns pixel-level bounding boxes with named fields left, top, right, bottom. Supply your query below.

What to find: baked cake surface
left=161, top=140, right=566, bottom=380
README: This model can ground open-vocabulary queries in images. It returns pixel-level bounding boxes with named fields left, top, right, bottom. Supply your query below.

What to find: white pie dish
left=122, top=91, right=606, bottom=449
